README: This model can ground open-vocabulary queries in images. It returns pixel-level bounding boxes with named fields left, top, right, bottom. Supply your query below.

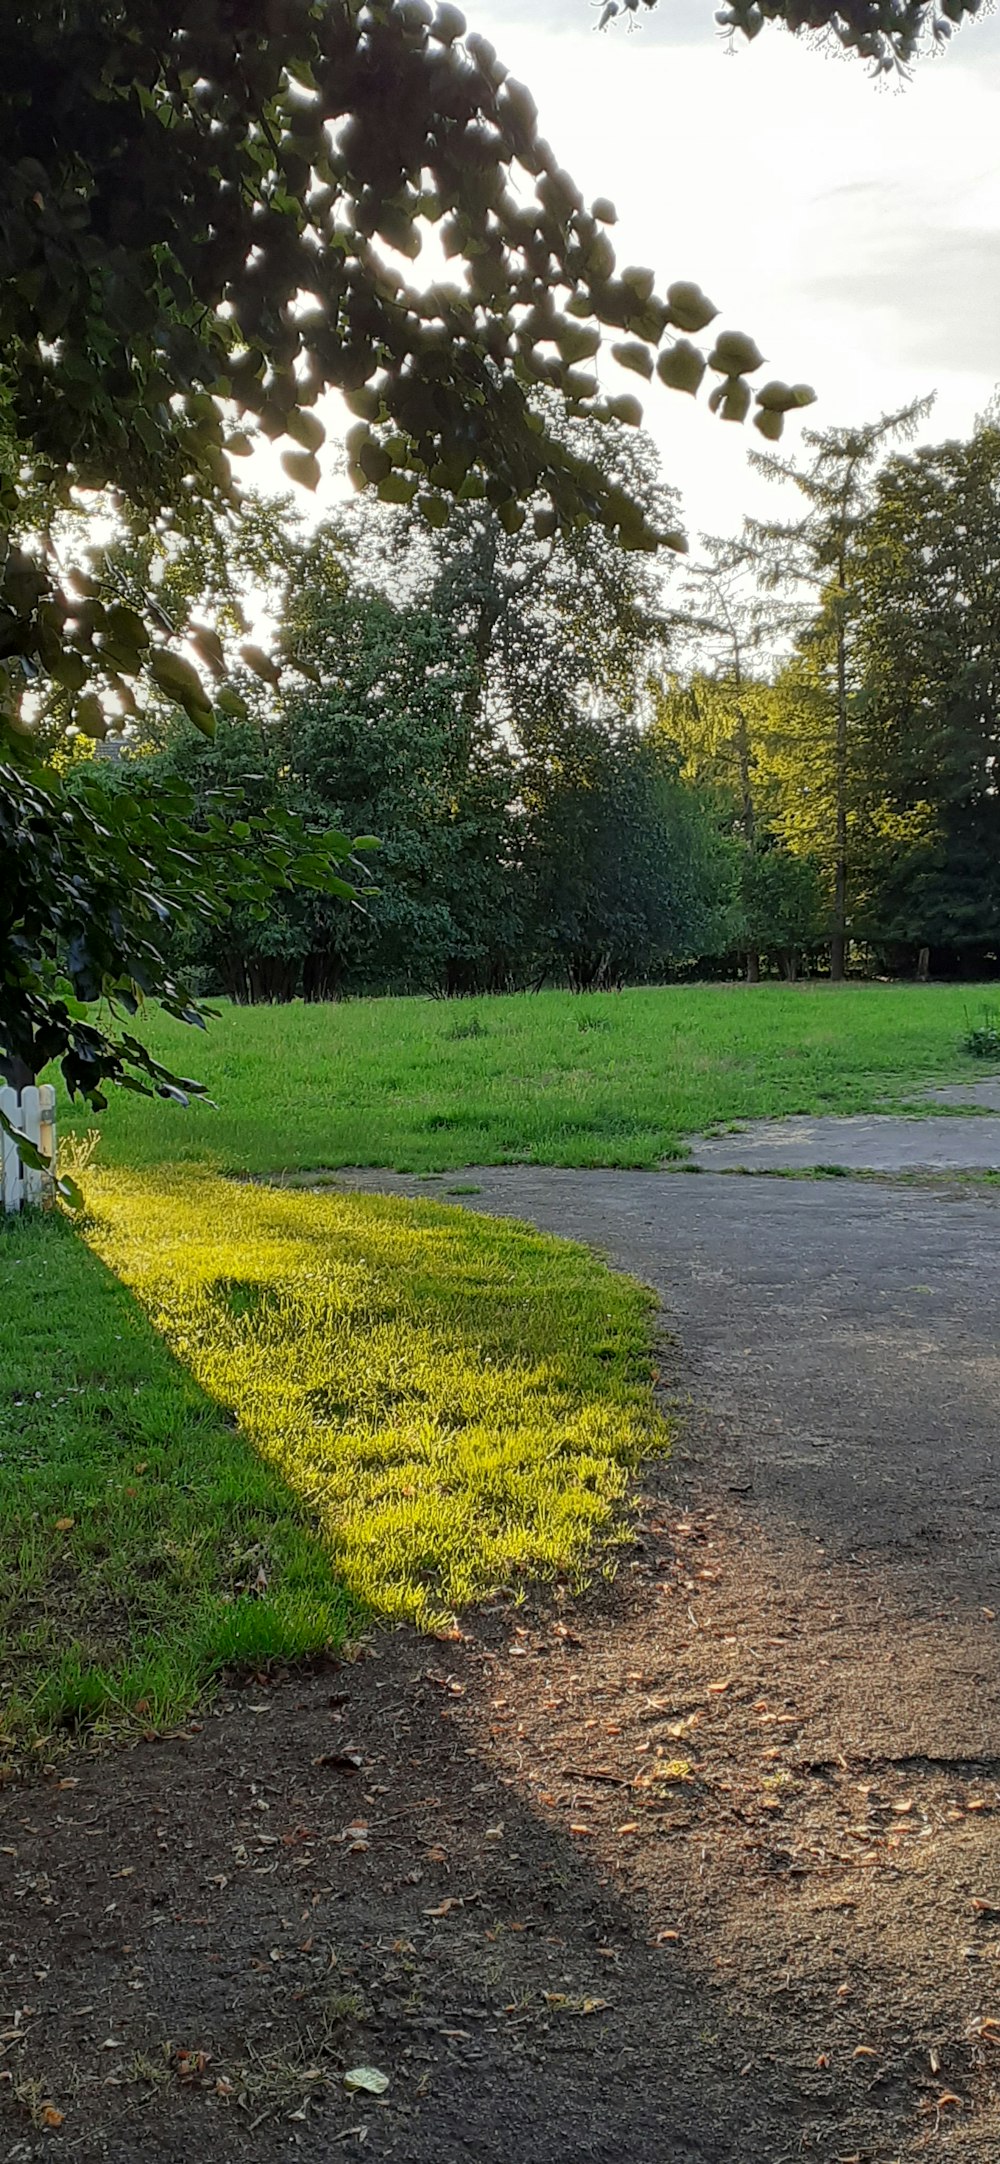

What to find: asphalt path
left=336, top=1161, right=1000, bottom=1756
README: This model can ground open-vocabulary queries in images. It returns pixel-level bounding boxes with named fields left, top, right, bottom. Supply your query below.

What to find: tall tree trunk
left=457, top=517, right=504, bottom=743
left=734, top=663, right=759, bottom=989
left=734, top=697, right=755, bottom=850
left=830, top=605, right=849, bottom=982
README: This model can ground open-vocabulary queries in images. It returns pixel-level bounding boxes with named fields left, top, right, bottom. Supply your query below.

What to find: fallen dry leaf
left=344, top=2066, right=389, bottom=2096
left=39, top=2105, right=64, bottom=2128
left=422, top=1898, right=463, bottom=1918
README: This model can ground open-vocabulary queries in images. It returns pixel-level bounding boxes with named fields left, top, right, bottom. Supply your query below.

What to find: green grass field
left=62, top=981, right=992, bottom=1175
left=3, top=978, right=991, bottom=1758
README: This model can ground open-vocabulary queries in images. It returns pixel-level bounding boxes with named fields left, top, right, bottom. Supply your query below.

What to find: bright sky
left=461, top=0, right=1000, bottom=540
left=252, top=2, right=1000, bottom=552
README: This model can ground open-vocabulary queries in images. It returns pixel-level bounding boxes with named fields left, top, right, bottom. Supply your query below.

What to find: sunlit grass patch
left=0, top=1173, right=665, bottom=1753
left=86, top=1168, right=665, bottom=1628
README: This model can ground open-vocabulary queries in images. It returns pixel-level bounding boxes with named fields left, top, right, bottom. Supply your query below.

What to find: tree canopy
left=138, top=468, right=734, bottom=1000
left=850, top=423, right=1000, bottom=964
left=95, top=398, right=1000, bottom=996
left=600, top=0, right=983, bottom=73
left=0, top=0, right=817, bottom=753
left=656, top=406, right=1000, bottom=981
left=744, top=404, right=930, bottom=976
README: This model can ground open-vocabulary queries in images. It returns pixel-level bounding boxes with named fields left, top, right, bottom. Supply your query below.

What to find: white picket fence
left=1, top=1085, right=57, bottom=1213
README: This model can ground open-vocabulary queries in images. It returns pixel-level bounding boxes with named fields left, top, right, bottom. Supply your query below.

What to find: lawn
left=61, top=981, right=992, bottom=1176
left=5, top=976, right=990, bottom=1758
left=0, top=1167, right=662, bottom=1759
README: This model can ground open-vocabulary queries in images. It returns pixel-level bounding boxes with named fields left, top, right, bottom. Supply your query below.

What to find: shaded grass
left=60, top=982, right=994, bottom=1177
left=0, top=1209, right=354, bottom=1756
left=0, top=1172, right=664, bottom=1753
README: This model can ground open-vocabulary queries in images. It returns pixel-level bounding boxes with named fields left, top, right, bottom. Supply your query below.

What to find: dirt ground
left=4, top=1168, right=1000, bottom=2162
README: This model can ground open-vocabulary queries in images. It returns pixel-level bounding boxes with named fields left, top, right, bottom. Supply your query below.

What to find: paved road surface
left=337, top=1165, right=1000, bottom=1645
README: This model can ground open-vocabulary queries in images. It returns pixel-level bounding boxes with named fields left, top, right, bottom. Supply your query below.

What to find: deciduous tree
left=519, top=720, right=733, bottom=988
left=600, top=0, right=983, bottom=73
left=851, top=421, right=1000, bottom=970
left=1, top=0, right=808, bottom=1128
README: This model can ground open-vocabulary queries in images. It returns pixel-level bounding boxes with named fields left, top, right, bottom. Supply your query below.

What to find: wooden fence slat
left=20, top=1087, right=43, bottom=1208
left=1, top=1083, right=57, bottom=1212
left=39, top=1086, right=56, bottom=1207
left=1, top=1086, right=22, bottom=1214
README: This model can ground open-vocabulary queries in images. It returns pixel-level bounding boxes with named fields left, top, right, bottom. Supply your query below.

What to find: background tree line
left=659, top=398, right=1000, bottom=984
left=92, top=396, right=1000, bottom=1000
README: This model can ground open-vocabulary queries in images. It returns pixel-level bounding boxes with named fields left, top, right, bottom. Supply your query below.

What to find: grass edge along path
left=59, top=982, right=997, bottom=1177
left=0, top=1171, right=666, bottom=1761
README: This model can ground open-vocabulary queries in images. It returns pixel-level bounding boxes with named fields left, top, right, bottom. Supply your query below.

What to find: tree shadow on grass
left=0, top=1210, right=356, bottom=1749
